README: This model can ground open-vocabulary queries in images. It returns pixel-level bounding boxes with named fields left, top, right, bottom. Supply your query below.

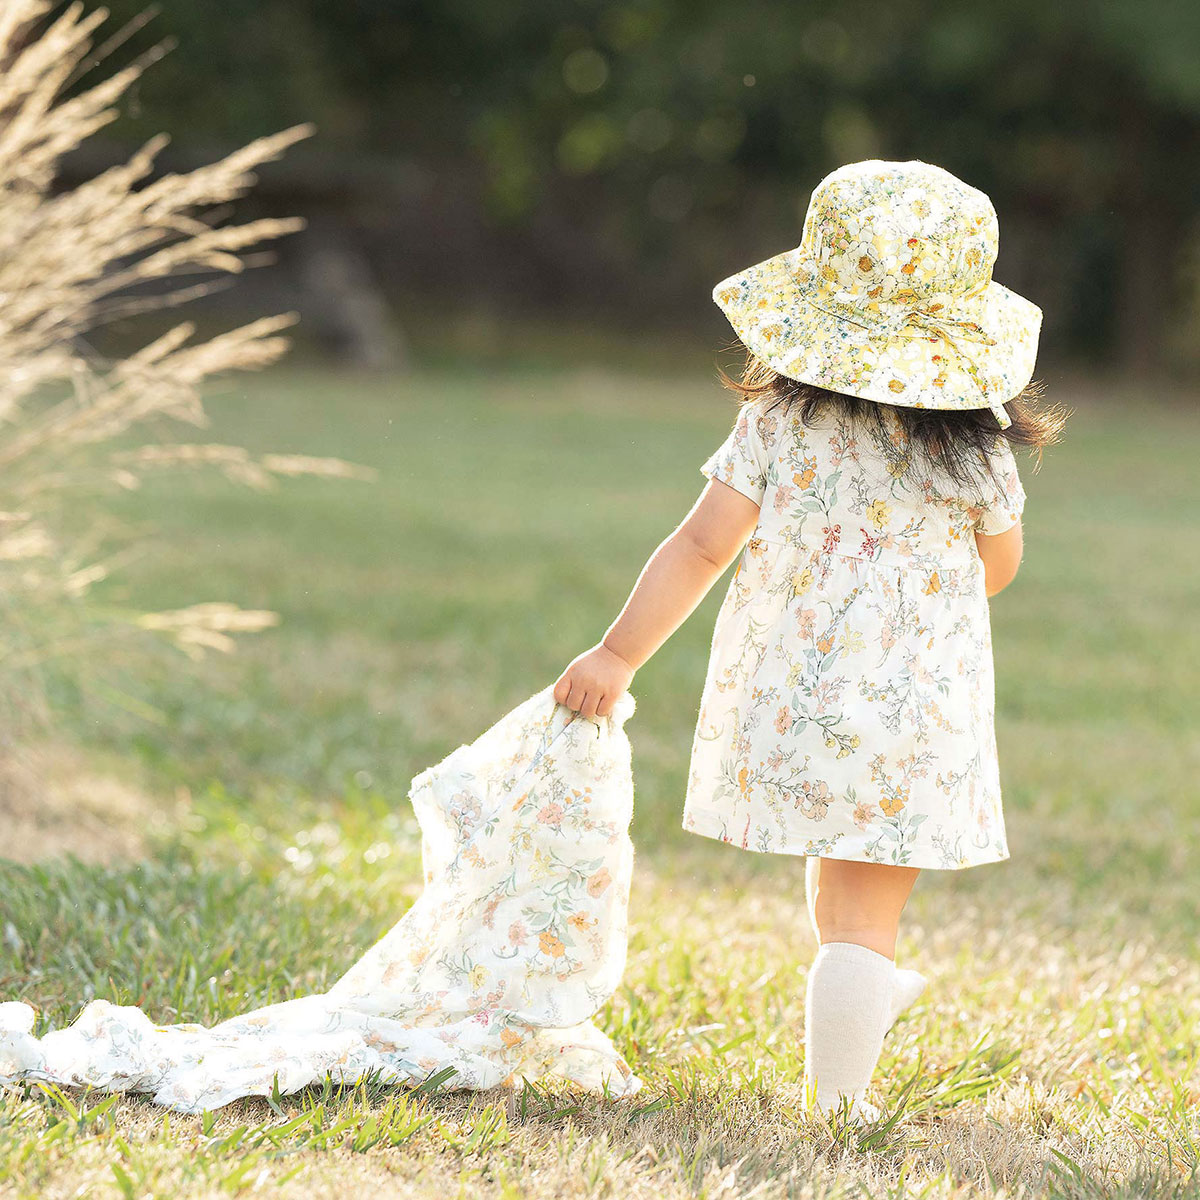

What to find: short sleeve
left=973, top=438, right=1027, bottom=535
left=699, top=402, right=772, bottom=505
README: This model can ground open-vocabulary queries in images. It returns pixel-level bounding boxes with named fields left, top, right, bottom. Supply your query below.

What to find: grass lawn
left=2, top=360, right=1198, bottom=1198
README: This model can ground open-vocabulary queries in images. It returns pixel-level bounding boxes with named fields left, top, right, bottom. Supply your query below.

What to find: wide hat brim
left=713, top=245, right=1042, bottom=428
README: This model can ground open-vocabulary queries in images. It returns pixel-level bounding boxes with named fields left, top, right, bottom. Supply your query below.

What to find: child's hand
left=552, top=642, right=635, bottom=719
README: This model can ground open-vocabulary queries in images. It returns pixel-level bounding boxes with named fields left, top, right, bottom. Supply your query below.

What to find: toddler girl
left=553, top=160, right=1066, bottom=1123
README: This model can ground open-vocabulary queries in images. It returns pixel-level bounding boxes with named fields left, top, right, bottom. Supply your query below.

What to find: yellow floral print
left=711, top=159, right=1043, bottom=431
left=866, top=499, right=891, bottom=530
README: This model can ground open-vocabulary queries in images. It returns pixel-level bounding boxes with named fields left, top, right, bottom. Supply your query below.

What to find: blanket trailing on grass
left=0, top=685, right=643, bottom=1113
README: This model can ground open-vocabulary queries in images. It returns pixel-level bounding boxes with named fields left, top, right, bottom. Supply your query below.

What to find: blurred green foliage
left=83, top=0, right=1200, bottom=368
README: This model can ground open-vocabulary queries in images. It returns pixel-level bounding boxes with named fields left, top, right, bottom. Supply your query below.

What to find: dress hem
left=680, top=807, right=1010, bottom=872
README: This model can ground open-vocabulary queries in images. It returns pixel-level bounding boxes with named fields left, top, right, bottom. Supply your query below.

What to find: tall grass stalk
left=0, top=0, right=370, bottom=733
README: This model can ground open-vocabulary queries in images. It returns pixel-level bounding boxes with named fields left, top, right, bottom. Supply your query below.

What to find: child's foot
left=843, top=1095, right=881, bottom=1125
left=816, top=1094, right=881, bottom=1126
left=888, top=967, right=927, bottom=1028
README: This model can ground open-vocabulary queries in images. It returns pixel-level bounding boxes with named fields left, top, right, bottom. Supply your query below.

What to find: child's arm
left=553, top=479, right=761, bottom=719
left=974, top=521, right=1023, bottom=597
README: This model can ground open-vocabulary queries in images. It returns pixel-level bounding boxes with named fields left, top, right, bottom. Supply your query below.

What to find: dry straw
left=0, top=0, right=373, bottom=716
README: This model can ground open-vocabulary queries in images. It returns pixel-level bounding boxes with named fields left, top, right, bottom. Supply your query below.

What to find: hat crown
left=794, top=160, right=998, bottom=305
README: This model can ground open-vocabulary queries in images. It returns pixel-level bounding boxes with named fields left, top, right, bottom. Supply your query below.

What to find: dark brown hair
left=714, top=336, right=1070, bottom=492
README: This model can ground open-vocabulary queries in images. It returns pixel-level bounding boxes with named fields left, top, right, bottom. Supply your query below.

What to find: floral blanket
left=0, top=685, right=643, bottom=1113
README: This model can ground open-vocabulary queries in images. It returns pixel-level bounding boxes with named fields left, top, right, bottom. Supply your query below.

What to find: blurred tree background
left=62, top=0, right=1200, bottom=372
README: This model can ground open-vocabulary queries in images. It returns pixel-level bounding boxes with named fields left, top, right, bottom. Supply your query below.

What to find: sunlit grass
left=2, top=363, right=1197, bottom=1198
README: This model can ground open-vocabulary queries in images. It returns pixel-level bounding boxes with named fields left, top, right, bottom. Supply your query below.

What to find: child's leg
left=802, top=857, right=920, bottom=1119
left=803, top=856, right=918, bottom=956
left=805, top=855, right=927, bottom=1025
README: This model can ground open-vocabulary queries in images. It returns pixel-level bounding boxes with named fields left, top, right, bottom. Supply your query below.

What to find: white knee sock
left=888, top=966, right=927, bottom=1028
left=803, top=941, right=895, bottom=1118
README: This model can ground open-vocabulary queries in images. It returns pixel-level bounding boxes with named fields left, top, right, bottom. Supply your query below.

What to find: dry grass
left=0, top=738, right=173, bottom=864
left=2, top=858, right=1196, bottom=1198
left=2, top=365, right=1197, bottom=1198
left=0, top=0, right=370, bottom=733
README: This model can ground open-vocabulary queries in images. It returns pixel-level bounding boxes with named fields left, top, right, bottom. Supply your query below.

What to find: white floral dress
left=682, top=397, right=1026, bottom=869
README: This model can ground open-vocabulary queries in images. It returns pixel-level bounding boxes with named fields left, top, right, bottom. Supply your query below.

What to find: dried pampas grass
left=0, top=0, right=371, bottom=725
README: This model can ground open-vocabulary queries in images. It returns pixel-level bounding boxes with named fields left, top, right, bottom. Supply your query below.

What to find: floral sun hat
left=712, top=159, right=1042, bottom=429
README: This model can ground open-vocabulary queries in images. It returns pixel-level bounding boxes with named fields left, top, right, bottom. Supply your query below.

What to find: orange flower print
left=852, top=799, right=874, bottom=830
left=792, top=456, right=817, bottom=489
left=797, top=608, right=817, bottom=640
left=587, top=867, right=612, bottom=897
left=872, top=753, right=913, bottom=815
left=737, top=765, right=751, bottom=797
left=817, top=635, right=834, bottom=654
left=795, top=780, right=832, bottom=820
left=539, top=931, right=565, bottom=958
left=924, top=572, right=941, bottom=594
left=500, top=1028, right=523, bottom=1049
left=537, top=801, right=565, bottom=826
left=364, top=1032, right=403, bottom=1053
left=774, top=706, right=794, bottom=734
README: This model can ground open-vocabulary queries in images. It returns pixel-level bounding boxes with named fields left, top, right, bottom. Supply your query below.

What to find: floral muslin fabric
left=683, top=396, right=1025, bottom=869
left=0, top=686, right=643, bottom=1113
